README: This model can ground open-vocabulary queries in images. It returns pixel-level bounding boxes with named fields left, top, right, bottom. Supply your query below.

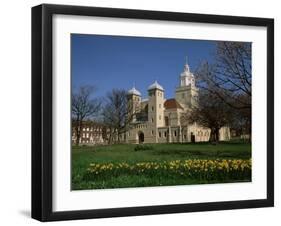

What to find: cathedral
left=125, top=61, right=230, bottom=144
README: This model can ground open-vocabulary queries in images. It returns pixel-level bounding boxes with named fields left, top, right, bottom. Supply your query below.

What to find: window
left=165, top=116, right=169, bottom=126
left=86, top=127, right=89, bottom=131
left=174, top=131, right=177, bottom=137
left=151, top=117, right=154, bottom=123
left=159, top=132, right=161, bottom=138
left=86, top=133, right=89, bottom=138
left=164, top=131, right=167, bottom=137
left=151, top=130, right=154, bottom=135
left=152, top=106, right=154, bottom=111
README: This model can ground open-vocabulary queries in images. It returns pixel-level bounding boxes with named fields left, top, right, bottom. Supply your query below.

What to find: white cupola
left=128, top=86, right=141, bottom=96
left=180, top=57, right=195, bottom=87
left=148, top=80, right=164, bottom=91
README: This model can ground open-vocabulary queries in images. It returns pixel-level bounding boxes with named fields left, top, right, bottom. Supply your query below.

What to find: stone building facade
left=72, top=62, right=230, bottom=145
left=125, top=62, right=230, bottom=144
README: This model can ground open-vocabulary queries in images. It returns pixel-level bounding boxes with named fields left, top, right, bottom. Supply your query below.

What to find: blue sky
left=71, top=34, right=216, bottom=99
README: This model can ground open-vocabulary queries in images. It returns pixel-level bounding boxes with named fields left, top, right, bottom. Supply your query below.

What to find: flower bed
left=84, top=159, right=251, bottom=182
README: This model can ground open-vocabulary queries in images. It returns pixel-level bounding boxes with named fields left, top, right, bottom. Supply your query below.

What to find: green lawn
left=72, top=142, right=251, bottom=190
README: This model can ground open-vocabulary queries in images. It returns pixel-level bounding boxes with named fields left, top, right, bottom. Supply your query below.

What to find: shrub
left=134, top=144, right=154, bottom=151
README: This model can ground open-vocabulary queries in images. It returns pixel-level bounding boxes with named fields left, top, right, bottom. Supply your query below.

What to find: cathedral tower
left=147, top=81, right=165, bottom=142
left=127, top=86, right=141, bottom=122
left=175, top=60, right=198, bottom=108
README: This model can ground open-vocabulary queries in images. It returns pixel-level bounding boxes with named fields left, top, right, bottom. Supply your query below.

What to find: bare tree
left=183, top=90, right=233, bottom=143
left=72, top=86, right=101, bottom=145
left=196, top=41, right=252, bottom=141
left=102, top=89, right=134, bottom=144
left=197, top=42, right=251, bottom=108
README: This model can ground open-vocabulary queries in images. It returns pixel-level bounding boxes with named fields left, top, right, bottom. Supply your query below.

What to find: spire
left=184, top=55, right=190, bottom=72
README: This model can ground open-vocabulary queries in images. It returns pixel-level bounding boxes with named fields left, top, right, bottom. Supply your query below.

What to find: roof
left=148, top=81, right=164, bottom=91
left=141, top=98, right=149, bottom=102
left=128, top=86, right=141, bottom=96
left=164, top=99, right=184, bottom=110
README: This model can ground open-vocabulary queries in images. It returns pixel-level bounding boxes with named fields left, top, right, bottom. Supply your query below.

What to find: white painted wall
left=0, top=0, right=279, bottom=225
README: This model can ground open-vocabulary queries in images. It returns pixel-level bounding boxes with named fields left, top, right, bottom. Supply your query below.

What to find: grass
left=72, top=142, right=251, bottom=190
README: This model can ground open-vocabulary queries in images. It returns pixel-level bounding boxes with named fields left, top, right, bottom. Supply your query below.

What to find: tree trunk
left=209, top=128, right=216, bottom=143
left=209, top=127, right=220, bottom=144
left=117, top=129, right=120, bottom=143
left=76, top=119, right=84, bottom=146
left=75, top=119, right=81, bottom=146
left=215, top=128, right=220, bottom=142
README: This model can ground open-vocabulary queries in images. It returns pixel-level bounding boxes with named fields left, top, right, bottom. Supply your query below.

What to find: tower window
left=159, top=132, right=161, bottom=138
left=151, top=130, right=154, bottom=135
left=151, top=117, right=154, bottom=123
left=165, top=116, right=169, bottom=126
left=164, top=131, right=167, bottom=137
left=174, top=131, right=177, bottom=137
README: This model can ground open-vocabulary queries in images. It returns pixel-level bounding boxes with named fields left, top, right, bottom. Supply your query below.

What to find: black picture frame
left=32, top=3, right=274, bottom=222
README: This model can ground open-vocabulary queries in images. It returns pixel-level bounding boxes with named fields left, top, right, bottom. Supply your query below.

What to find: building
left=125, top=61, right=230, bottom=144
left=72, top=61, right=230, bottom=145
left=72, top=121, right=108, bottom=145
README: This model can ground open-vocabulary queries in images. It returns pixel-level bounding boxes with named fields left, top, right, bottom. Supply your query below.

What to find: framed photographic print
left=32, top=4, right=274, bottom=221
